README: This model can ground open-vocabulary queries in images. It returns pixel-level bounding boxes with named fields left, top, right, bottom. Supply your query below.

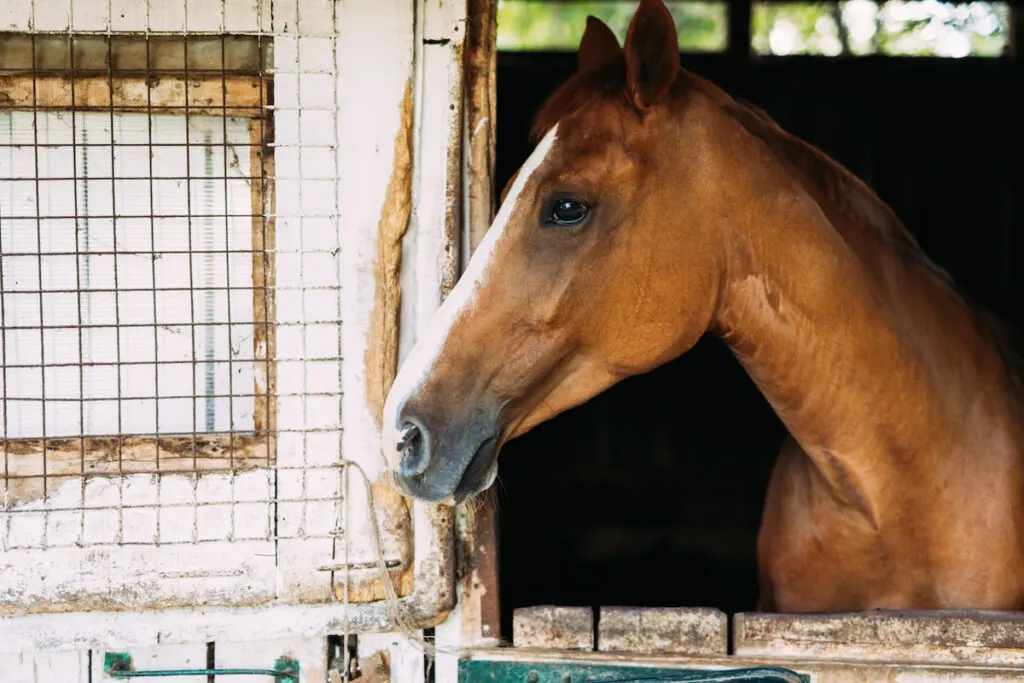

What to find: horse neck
left=708, top=160, right=1018, bottom=522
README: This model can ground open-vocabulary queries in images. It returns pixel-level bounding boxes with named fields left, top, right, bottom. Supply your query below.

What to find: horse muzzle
left=386, top=404, right=501, bottom=504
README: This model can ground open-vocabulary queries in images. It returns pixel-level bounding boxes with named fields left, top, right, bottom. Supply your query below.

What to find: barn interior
left=490, top=0, right=1023, bottom=638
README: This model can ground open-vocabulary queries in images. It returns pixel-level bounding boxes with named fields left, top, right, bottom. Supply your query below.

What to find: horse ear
left=577, top=16, right=623, bottom=73
left=624, top=0, right=680, bottom=110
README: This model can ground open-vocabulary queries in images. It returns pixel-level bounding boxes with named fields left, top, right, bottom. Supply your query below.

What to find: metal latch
left=103, top=652, right=299, bottom=682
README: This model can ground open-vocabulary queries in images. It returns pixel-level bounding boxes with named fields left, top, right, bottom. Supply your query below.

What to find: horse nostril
left=397, top=421, right=430, bottom=478
left=396, top=422, right=418, bottom=452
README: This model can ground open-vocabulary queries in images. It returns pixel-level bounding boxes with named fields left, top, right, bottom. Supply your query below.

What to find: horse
left=380, top=0, right=1024, bottom=613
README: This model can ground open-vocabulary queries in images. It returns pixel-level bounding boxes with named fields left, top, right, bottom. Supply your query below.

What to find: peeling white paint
left=1, top=473, right=277, bottom=616
left=2, top=0, right=463, bottom=658
left=0, top=602, right=423, bottom=654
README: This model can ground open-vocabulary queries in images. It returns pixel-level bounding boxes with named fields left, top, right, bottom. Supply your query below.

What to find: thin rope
left=338, top=459, right=463, bottom=659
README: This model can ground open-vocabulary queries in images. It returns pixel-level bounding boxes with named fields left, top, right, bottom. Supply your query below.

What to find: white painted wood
left=216, top=637, right=327, bottom=683
left=0, top=649, right=89, bottom=683
left=0, top=0, right=32, bottom=32
left=0, top=653, right=35, bottom=683
left=1, top=541, right=277, bottom=610
left=357, top=631, right=404, bottom=657
left=1, top=0, right=272, bottom=33
left=1, top=0, right=465, bottom=651
left=1, top=474, right=278, bottom=615
left=389, top=635, right=427, bottom=683
left=0, top=602, right=378, bottom=653
left=334, top=0, right=413, bottom=487
left=434, top=601, right=463, bottom=683
left=35, top=650, right=90, bottom=683
left=401, top=0, right=469, bottom=360
left=276, top=0, right=420, bottom=605
left=93, top=644, right=206, bottom=682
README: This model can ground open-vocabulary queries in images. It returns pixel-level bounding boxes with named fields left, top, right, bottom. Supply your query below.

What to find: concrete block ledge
left=513, top=606, right=594, bottom=650
left=734, top=610, right=1024, bottom=666
left=598, top=606, right=728, bottom=655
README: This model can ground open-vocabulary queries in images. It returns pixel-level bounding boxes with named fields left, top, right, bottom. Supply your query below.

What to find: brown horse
left=381, top=0, right=1024, bottom=612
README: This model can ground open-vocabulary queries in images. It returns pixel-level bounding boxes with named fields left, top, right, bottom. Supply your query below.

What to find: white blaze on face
left=380, top=124, right=561, bottom=466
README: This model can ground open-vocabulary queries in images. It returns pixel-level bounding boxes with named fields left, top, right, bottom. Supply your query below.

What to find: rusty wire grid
left=0, top=26, right=293, bottom=545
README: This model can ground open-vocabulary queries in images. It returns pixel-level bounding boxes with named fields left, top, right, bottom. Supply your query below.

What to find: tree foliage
left=751, top=0, right=1009, bottom=57
left=496, top=1, right=728, bottom=52
left=496, top=0, right=1010, bottom=58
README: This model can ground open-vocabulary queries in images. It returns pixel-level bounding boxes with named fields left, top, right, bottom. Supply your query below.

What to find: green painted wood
left=458, top=660, right=808, bottom=683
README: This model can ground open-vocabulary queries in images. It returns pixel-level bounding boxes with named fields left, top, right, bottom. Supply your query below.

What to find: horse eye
left=547, top=199, right=590, bottom=227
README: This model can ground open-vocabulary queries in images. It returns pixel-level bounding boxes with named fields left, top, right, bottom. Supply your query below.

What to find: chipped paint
left=1, top=470, right=278, bottom=616
left=1, top=436, right=268, bottom=506
left=0, top=74, right=268, bottom=115
left=2, top=0, right=460, bottom=653
left=0, top=0, right=472, bottom=662
left=464, top=0, right=498, bottom=254
left=333, top=0, right=458, bottom=632
left=250, top=115, right=278, bottom=439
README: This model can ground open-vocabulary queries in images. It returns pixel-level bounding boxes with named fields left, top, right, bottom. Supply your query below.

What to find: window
left=0, top=35, right=274, bottom=506
left=494, top=0, right=1012, bottom=58
left=496, top=0, right=730, bottom=52
left=751, top=0, right=1011, bottom=56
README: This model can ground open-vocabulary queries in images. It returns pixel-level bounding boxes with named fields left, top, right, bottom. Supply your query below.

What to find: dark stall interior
left=491, top=2, right=1024, bottom=639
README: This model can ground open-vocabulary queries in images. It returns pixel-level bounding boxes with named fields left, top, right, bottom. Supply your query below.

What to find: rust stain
left=456, top=486, right=502, bottom=643
left=0, top=74, right=268, bottom=115
left=0, top=584, right=274, bottom=617
left=365, top=77, right=414, bottom=429
left=441, top=43, right=466, bottom=298
left=1, top=435, right=269, bottom=506
left=465, top=0, right=499, bottom=253
left=251, top=115, right=278, bottom=440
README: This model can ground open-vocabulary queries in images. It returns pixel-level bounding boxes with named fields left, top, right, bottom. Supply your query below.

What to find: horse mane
left=530, top=59, right=630, bottom=144
left=529, top=61, right=1024, bottom=400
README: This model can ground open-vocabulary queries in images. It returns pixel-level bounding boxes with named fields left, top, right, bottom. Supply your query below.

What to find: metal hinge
left=103, top=652, right=300, bottom=682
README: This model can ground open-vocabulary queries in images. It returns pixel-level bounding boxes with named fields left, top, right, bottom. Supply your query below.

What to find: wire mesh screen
left=0, top=1, right=405, bottom=623
left=0, top=31, right=276, bottom=550
left=1, top=111, right=258, bottom=439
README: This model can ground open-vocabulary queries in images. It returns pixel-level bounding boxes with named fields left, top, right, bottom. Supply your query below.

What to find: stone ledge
left=513, top=606, right=594, bottom=650
left=734, top=610, right=1024, bottom=666
left=598, top=606, right=728, bottom=655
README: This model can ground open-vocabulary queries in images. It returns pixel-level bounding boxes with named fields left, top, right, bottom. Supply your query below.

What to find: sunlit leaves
left=496, top=0, right=728, bottom=52
left=495, top=0, right=1010, bottom=58
left=751, top=0, right=1010, bottom=57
